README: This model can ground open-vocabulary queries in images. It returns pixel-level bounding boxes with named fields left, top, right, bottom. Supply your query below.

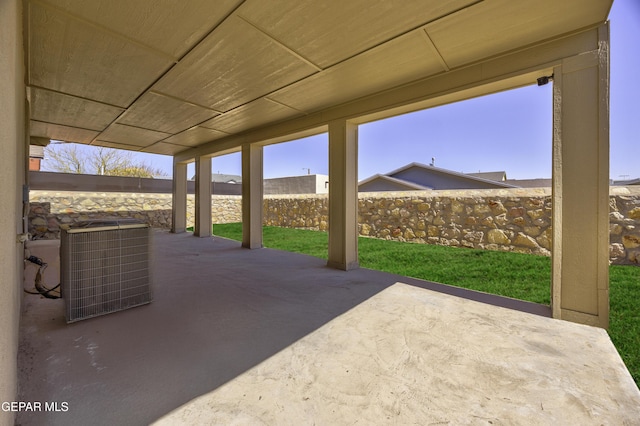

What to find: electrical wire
left=24, top=255, right=61, bottom=299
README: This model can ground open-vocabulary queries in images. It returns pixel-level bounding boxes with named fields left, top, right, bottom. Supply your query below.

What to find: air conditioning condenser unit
left=60, top=219, right=152, bottom=323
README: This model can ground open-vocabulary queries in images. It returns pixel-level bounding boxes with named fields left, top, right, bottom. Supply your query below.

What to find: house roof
left=24, top=0, right=612, bottom=157
left=506, top=178, right=552, bottom=188
left=386, top=162, right=518, bottom=188
left=467, top=171, right=507, bottom=182
left=358, top=174, right=433, bottom=191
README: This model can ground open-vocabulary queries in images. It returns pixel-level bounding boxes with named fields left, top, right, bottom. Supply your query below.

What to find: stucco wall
left=1, top=1, right=25, bottom=424
left=263, top=174, right=329, bottom=195
left=29, top=188, right=640, bottom=265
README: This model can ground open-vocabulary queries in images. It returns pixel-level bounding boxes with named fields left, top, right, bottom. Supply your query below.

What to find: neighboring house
left=612, top=178, right=640, bottom=186
left=358, top=163, right=517, bottom=192
left=189, top=173, right=330, bottom=195
left=506, top=178, right=552, bottom=188
left=190, top=173, right=242, bottom=184
left=264, top=174, right=329, bottom=195
left=467, top=171, right=508, bottom=182
left=29, top=145, right=45, bottom=171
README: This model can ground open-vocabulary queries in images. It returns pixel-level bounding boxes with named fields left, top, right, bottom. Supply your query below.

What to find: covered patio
left=17, top=232, right=640, bottom=425
left=1, top=0, right=632, bottom=424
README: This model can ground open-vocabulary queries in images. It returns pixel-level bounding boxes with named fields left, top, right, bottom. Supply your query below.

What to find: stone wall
left=29, top=191, right=241, bottom=239
left=263, top=188, right=640, bottom=265
left=29, top=188, right=640, bottom=265
left=609, top=191, right=640, bottom=264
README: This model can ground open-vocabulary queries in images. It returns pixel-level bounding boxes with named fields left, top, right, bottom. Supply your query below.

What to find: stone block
left=487, top=229, right=510, bottom=245
left=464, top=231, right=483, bottom=243
left=509, top=207, right=525, bottom=217
left=609, top=243, right=625, bottom=259
left=536, top=228, right=553, bottom=250
left=622, top=234, right=640, bottom=249
left=461, top=240, right=475, bottom=248
left=513, top=233, right=539, bottom=249
left=494, top=214, right=508, bottom=226
left=610, top=211, right=625, bottom=221
left=610, top=224, right=623, bottom=235
left=451, top=199, right=464, bottom=213
left=488, top=200, right=507, bottom=215
left=481, top=216, right=496, bottom=228
left=524, top=226, right=541, bottom=237
left=525, top=198, right=544, bottom=208
left=441, top=228, right=460, bottom=239
left=473, top=204, right=491, bottom=215
left=513, top=217, right=526, bottom=226
left=527, top=209, right=545, bottom=220
left=404, top=229, right=416, bottom=240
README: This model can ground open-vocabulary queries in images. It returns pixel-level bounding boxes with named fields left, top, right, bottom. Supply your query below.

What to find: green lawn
left=212, top=223, right=640, bottom=387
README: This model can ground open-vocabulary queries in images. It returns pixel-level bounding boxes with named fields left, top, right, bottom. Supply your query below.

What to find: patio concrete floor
left=17, top=230, right=640, bottom=425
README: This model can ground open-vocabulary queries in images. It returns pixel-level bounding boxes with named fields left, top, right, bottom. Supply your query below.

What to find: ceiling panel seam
left=420, top=29, right=450, bottom=72
left=304, top=0, right=485, bottom=71
left=144, top=141, right=193, bottom=151
left=235, top=14, right=323, bottom=72
left=92, top=140, right=146, bottom=151
left=81, top=0, right=248, bottom=148
left=190, top=124, right=233, bottom=136
left=435, top=21, right=605, bottom=75
left=264, top=97, right=308, bottom=114
left=30, top=119, right=102, bottom=134
left=29, top=0, right=179, bottom=63
left=29, top=85, right=127, bottom=111
left=146, top=91, right=224, bottom=114
left=105, top=122, right=173, bottom=137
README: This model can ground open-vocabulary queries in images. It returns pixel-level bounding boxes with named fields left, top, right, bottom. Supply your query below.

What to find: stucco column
left=327, top=120, right=359, bottom=270
left=242, top=143, right=264, bottom=249
left=194, top=156, right=212, bottom=237
left=551, top=23, right=609, bottom=328
left=0, top=0, right=25, bottom=423
left=171, top=161, right=187, bottom=233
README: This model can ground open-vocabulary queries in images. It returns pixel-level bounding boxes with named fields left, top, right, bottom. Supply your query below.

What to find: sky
left=45, top=0, right=639, bottom=182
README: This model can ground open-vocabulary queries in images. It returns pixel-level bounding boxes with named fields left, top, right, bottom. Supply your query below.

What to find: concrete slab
left=156, top=283, right=640, bottom=425
left=16, top=231, right=640, bottom=425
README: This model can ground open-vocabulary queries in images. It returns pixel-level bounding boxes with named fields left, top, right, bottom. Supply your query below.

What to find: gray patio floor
left=17, top=230, right=640, bottom=425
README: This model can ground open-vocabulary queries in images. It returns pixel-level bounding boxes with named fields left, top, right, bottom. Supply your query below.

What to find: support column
left=0, top=1, right=25, bottom=423
left=194, top=156, right=212, bottom=237
left=171, top=161, right=187, bottom=233
left=551, top=23, right=609, bottom=328
left=242, top=143, right=263, bottom=248
left=327, top=120, right=359, bottom=270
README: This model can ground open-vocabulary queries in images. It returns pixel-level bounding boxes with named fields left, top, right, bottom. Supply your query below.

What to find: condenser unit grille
left=61, top=220, right=152, bottom=323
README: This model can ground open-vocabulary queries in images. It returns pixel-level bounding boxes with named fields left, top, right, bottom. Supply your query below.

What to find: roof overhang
left=25, top=0, right=613, bottom=159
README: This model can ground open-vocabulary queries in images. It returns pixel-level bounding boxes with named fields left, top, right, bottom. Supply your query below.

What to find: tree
left=43, top=144, right=167, bottom=178
left=43, top=143, right=86, bottom=174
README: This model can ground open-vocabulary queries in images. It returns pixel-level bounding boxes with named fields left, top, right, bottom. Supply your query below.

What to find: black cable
left=24, top=255, right=61, bottom=299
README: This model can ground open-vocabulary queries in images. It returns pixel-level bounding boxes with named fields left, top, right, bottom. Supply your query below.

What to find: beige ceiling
left=26, top=0, right=612, bottom=157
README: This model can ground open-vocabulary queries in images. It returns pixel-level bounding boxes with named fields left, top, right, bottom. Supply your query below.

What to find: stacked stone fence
left=29, top=191, right=241, bottom=240
left=29, top=187, right=640, bottom=265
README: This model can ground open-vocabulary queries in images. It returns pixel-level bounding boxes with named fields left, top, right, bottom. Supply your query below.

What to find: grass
left=212, top=223, right=640, bottom=387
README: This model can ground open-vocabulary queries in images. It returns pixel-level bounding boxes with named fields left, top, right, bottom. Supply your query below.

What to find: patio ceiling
left=26, top=0, right=612, bottom=156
